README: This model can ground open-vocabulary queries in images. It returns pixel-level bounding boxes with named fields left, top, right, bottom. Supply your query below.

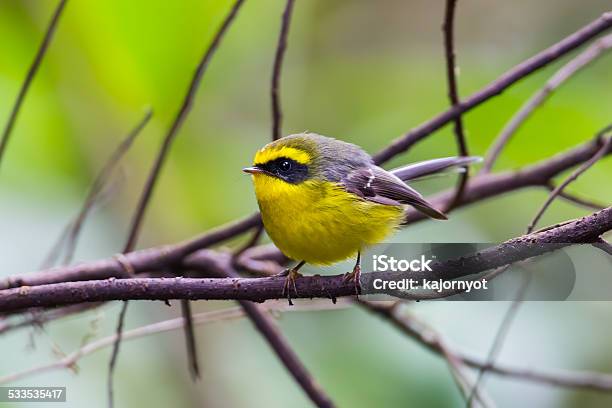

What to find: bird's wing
left=342, top=166, right=447, bottom=220
left=391, top=156, right=481, bottom=181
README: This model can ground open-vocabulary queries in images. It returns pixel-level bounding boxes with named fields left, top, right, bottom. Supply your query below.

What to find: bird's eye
left=279, top=160, right=292, bottom=172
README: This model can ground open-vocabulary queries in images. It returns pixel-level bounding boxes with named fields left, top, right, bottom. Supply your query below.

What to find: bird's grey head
left=245, top=133, right=373, bottom=184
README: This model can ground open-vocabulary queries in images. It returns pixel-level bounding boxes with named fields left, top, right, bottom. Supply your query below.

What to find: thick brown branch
left=1, top=206, right=609, bottom=311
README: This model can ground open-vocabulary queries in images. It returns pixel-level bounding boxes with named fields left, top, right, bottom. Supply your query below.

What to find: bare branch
left=466, top=270, right=531, bottom=406
left=179, top=299, right=200, bottom=380
left=107, top=300, right=128, bottom=407
left=0, top=0, right=69, bottom=169
left=373, top=12, right=612, bottom=165
left=482, top=33, right=612, bottom=172
left=271, top=0, right=296, bottom=141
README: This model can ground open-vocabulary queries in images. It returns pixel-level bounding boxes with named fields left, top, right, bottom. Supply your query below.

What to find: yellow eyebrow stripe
left=254, top=146, right=311, bottom=165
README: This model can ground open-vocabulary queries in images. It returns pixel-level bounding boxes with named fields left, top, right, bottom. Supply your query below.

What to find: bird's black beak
left=242, top=166, right=265, bottom=175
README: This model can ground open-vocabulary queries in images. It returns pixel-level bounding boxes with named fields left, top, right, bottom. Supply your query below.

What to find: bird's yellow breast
left=252, top=174, right=404, bottom=265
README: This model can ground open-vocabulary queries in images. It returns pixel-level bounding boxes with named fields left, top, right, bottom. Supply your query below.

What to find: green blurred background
left=1, top=0, right=611, bottom=406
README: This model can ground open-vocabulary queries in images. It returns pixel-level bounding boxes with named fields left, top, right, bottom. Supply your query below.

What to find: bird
left=243, top=132, right=480, bottom=298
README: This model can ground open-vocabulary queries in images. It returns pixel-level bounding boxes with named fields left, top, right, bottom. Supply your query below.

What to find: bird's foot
left=281, top=268, right=302, bottom=306
left=343, top=264, right=362, bottom=297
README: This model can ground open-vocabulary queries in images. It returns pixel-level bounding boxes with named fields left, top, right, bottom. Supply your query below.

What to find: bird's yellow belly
left=254, top=177, right=404, bottom=265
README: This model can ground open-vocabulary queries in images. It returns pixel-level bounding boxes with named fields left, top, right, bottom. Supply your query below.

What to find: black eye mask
left=256, top=157, right=309, bottom=184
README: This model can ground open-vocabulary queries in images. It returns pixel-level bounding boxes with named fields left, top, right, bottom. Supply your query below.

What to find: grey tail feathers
left=390, top=156, right=482, bottom=182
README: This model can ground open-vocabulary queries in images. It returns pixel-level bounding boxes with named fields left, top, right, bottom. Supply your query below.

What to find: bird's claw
left=281, top=268, right=302, bottom=306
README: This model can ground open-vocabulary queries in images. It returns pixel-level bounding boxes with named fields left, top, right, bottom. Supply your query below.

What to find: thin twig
left=482, top=33, right=612, bottom=172
left=373, top=12, right=612, bottom=165
left=466, top=268, right=531, bottom=406
left=180, top=298, right=200, bottom=380
left=107, top=301, right=128, bottom=407
left=549, top=183, right=606, bottom=211
left=271, top=0, right=296, bottom=141
left=235, top=0, right=297, bottom=255
left=442, top=0, right=470, bottom=211
left=527, top=134, right=611, bottom=232
left=0, top=0, right=69, bottom=170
